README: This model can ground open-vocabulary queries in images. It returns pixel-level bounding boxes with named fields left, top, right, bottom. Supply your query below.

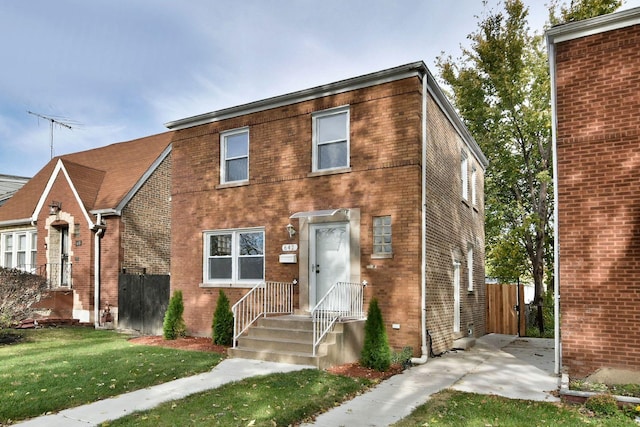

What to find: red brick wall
left=171, top=76, right=485, bottom=356
left=425, top=93, right=486, bottom=354
left=555, top=24, right=640, bottom=377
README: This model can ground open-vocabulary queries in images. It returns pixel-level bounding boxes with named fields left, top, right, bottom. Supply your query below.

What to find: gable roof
left=0, top=132, right=173, bottom=225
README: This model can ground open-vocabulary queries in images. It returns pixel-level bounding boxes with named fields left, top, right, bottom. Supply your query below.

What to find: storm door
left=309, top=223, right=349, bottom=309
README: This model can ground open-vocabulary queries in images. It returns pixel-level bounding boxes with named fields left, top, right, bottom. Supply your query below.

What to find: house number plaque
left=281, top=244, right=298, bottom=252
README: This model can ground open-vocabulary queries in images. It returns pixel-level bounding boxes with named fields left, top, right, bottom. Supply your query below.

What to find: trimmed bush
left=360, top=298, right=391, bottom=371
left=585, top=393, right=619, bottom=416
left=163, top=290, right=186, bottom=340
left=212, top=290, right=234, bottom=346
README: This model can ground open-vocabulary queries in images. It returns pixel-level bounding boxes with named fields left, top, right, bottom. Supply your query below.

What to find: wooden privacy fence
left=486, top=283, right=525, bottom=336
left=118, top=273, right=170, bottom=335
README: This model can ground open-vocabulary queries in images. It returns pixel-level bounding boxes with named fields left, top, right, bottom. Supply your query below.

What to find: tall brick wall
left=171, top=75, right=485, bottom=356
left=425, top=93, right=486, bottom=354
left=121, top=154, right=171, bottom=275
left=555, top=24, right=640, bottom=377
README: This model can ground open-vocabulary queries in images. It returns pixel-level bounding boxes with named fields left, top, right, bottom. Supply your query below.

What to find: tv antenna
left=28, top=111, right=73, bottom=159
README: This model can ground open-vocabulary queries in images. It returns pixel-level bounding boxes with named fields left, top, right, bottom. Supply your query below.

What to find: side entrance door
left=309, top=223, right=350, bottom=309
left=60, top=227, right=69, bottom=286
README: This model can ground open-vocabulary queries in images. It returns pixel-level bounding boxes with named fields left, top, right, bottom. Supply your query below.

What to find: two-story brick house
left=0, top=132, right=172, bottom=328
left=166, top=61, right=487, bottom=365
left=547, top=7, right=640, bottom=378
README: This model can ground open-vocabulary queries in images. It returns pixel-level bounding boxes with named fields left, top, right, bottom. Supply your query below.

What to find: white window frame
left=1, top=230, right=37, bottom=271
left=372, top=215, right=392, bottom=259
left=312, top=106, right=350, bottom=172
left=467, top=246, right=474, bottom=292
left=471, top=165, right=477, bottom=206
left=453, top=260, right=461, bottom=333
left=220, top=127, right=249, bottom=184
left=461, top=150, right=469, bottom=201
left=203, top=227, right=264, bottom=287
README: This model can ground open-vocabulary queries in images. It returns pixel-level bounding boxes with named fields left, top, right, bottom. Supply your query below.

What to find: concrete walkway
left=15, top=334, right=559, bottom=427
left=306, top=334, right=559, bottom=427
left=15, top=359, right=312, bottom=427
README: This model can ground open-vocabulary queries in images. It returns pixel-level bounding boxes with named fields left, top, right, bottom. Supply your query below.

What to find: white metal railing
left=311, top=281, right=367, bottom=356
left=232, top=281, right=295, bottom=348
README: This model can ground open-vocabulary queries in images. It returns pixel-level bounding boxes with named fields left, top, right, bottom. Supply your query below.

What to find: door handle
left=312, top=264, right=320, bottom=273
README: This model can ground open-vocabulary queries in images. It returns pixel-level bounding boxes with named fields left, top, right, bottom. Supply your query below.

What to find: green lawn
left=104, top=369, right=372, bottom=427
left=391, top=389, right=638, bottom=427
left=0, top=328, right=223, bottom=424
left=4, top=328, right=637, bottom=427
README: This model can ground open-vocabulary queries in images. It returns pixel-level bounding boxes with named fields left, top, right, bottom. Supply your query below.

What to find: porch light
left=286, top=223, right=296, bottom=239
left=49, top=201, right=61, bottom=215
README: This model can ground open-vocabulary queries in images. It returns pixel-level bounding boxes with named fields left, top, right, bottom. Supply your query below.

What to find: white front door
left=309, top=223, right=350, bottom=308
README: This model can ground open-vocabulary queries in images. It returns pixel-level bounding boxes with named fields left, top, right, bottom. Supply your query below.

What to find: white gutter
left=412, top=71, right=429, bottom=365
left=93, top=213, right=105, bottom=328
left=0, top=217, right=33, bottom=227
left=547, top=36, right=561, bottom=376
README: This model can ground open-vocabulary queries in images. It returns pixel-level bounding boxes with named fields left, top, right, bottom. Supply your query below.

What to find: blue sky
left=1, top=1, right=637, bottom=177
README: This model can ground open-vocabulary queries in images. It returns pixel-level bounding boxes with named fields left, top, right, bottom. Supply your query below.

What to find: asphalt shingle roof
left=0, top=132, right=172, bottom=222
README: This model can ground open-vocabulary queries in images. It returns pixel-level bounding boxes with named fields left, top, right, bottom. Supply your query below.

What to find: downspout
left=412, top=70, right=429, bottom=365
left=548, top=37, right=561, bottom=375
left=93, top=214, right=105, bottom=328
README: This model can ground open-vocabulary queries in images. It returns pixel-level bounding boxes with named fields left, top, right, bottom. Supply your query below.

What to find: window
left=471, top=166, right=477, bottom=206
left=453, top=261, right=461, bottom=333
left=312, top=107, right=350, bottom=171
left=204, top=228, right=264, bottom=285
left=2, top=234, right=12, bottom=267
left=1, top=230, right=37, bottom=270
left=221, top=128, right=249, bottom=184
left=31, top=233, right=38, bottom=266
left=372, top=216, right=392, bottom=258
left=467, top=247, right=474, bottom=292
left=461, top=150, right=468, bottom=201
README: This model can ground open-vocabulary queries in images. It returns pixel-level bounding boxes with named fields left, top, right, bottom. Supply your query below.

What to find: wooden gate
left=486, top=283, right=525, bottom=336
left=118, top=274, right=170, bottom=335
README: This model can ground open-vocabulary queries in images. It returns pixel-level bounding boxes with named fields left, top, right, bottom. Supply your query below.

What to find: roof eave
left=165, top=61, right=428, bottom=131
left=546, top=6, right=640, bottom=44
left=0, top=218, right=33, bottom=227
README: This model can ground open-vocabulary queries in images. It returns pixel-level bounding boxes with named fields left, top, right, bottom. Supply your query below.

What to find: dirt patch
left=326, top=362, right=404, bottom=381
left=129, top=335, right=228, bottom=354
left=129, top=335, right=404, bottom=381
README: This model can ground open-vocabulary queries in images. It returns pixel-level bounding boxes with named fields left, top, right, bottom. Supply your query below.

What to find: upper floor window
left=1, top=230, right=37, bottom=271
left=372, top=215, right=392, bottom=258
left=204, top=227, right=264, bottom=286
left=461, top=150, right=469, bottom=201
left=312, top=107, right=350, bottom=172
left=471, top=166, right=477, bottom=206
left=221, top=128, right=249, bottom=184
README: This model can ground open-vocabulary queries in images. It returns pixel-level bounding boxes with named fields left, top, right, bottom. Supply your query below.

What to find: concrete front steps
left=228, top=315, right=365, bottom=370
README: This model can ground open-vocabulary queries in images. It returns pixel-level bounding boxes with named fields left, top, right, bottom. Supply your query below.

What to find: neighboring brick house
left=0, top=132, right=172, bottom=327
left=166, top=61, right=487, bottom=362
left=547, top=8, right=640, bottom=378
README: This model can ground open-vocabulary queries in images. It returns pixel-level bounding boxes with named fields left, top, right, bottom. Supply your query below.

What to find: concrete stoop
left=228, top=315, right=364, bottom=370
